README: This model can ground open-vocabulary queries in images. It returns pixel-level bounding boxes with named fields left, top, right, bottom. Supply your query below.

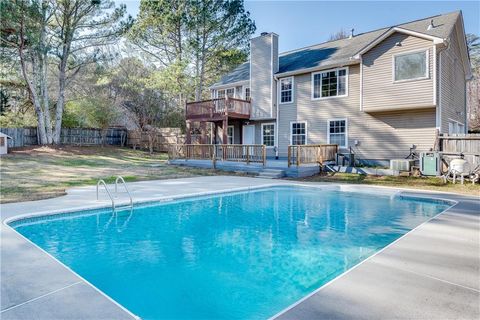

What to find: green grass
left=0, top=146, right=245, bottom=203
left=294, top=172, right=480, bottom=196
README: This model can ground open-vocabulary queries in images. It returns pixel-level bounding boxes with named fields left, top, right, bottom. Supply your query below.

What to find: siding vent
left=427, top=19, right=435, bottom=30
left=349, top=28, right=355, bottom=39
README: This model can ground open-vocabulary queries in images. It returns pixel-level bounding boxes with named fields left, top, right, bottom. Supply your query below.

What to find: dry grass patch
left=0, top=146, right=247, bottom=203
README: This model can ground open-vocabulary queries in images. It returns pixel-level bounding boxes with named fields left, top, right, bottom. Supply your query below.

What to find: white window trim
left=447, top=118, right=466, bottom=134
left=392, top=48, right=429, bottom=83
left=227, top=125, right=234, bottom=144
left=279, top=76, right=294, bottom=104
left=289, top=121, right=308, bottom=145
left=311, top=67, right=349, bottom=100
left=327, top=118, right=348, bottom=148
left=261, top=122, right=275, bottom=148
left=217, top=87, right=235, bottom=98
left=243, top=86, right=250, bottom=101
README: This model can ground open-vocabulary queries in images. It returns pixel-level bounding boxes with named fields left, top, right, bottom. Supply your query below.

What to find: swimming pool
left=11, top=186, right=450, bottom=319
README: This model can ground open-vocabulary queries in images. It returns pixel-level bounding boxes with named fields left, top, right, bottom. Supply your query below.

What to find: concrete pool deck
left=1, top=176, right=479, bottom=319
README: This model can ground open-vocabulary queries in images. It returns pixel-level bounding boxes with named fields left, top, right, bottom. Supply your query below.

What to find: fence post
left=288, top=146, right=291, bottom=168
left=212, top=145, right=217, bottom=169
left=296, top=146, right=300, bottom=167
left=262, top=145, right=266, bottom=167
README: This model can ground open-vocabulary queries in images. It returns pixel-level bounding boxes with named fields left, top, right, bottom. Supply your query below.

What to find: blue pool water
left=12, top=186, right=449, bottom=319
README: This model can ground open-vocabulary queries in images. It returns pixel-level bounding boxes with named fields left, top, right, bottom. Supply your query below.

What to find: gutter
left=274, top=59, right=360, bottom=79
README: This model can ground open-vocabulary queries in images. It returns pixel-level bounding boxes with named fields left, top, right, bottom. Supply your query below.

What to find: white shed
left=0, top=132, right=12, bottom=155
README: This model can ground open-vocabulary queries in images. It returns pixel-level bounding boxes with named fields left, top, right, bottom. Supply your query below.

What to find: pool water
left=12, top=186, right=449, bottom=319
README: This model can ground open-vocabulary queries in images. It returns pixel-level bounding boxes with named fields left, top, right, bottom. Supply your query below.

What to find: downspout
left=436, top=39, right=449, bottom=133
left=275, top=79, right=279, bottom=159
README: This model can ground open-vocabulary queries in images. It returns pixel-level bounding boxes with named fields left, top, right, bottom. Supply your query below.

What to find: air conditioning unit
left=390, top=159, right=415, bottom=172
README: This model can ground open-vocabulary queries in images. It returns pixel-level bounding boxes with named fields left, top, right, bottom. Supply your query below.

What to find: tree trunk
left=39, top=1, right=53, bottom=144
left=54, top=36, right=71, bottom=144
left=17, top=15, right=48, bottom=144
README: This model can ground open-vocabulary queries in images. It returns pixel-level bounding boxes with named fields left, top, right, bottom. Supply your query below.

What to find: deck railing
left=287, top=144, right=338, bottom=167
left=169, top=144, right=266, bottom=167
left=185, top=98, right=250, bottom=120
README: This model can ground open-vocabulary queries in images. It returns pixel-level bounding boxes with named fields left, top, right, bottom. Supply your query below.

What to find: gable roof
left=212, top=11, right=462, bottom=87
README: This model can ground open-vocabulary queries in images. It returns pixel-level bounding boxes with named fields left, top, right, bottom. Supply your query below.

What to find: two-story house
left=185, top=11, right=471, bottom=165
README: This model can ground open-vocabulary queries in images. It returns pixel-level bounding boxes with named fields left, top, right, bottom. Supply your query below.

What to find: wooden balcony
left=185, top=98, right=250, bottom=122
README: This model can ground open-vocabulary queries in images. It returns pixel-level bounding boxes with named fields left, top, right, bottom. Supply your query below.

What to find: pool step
left=256, top=169, right=286, bottom=179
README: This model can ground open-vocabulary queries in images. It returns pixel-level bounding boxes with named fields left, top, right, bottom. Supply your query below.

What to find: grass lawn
left=294, top=172, right=480, bottom=196
left=0, top=146, right=248, bottom=203
left=1, top=146, right=478, bottom=203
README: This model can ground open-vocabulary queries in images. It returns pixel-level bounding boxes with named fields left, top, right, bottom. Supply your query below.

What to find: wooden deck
left=185, top=98, right=250, bottom=122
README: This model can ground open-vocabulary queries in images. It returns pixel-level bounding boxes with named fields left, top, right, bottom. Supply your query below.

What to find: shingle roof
left=212, top=11, right=460, bottom=87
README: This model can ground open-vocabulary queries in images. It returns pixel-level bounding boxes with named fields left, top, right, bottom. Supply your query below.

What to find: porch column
left=200, top=122, right=207, bottom=144
left=186, top=121, right=192, bottom=144
left=222, top=117, right=228, bottom=144
left=213, top=122, right=218, bottom=144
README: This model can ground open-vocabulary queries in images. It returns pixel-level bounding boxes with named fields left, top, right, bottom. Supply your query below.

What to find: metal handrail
left=97, top=179, right=115, bottom=210
left=115, top=176, right=133, bottom=209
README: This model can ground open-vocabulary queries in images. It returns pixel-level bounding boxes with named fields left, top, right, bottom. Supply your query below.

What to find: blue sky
left=118, top=0, right=479, bottom=52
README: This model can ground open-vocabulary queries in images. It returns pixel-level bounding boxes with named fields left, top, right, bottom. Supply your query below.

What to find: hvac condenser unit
left=390, top=159, right=416, bottom=172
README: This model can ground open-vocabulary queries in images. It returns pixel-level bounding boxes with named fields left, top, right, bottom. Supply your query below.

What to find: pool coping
left=1, top=176, right=479, bottom=319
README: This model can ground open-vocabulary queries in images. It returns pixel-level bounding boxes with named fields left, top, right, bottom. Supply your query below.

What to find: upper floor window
left=226, top=88, right=235, bottom=98
left=217, top=89, right=225, bottom=99
left=245, top=87, right=251, bottom=101
left=312, top=68, right=347, bottom=99
left=394, top=50, right=428, bottom=82
left=280, top=77, right=293, bottom=104
left=328, top=119, right=347, bottom=148
left=261, top=123, right=275, bottom=147
left=291, top=122, right=306, bottom=145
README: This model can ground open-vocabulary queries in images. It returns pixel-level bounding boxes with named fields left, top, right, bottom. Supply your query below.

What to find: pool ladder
left=96, top=176, right=133, bottom=211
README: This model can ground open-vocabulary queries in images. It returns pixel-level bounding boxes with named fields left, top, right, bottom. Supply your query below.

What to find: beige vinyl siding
left=439, top=20, right=467, bottom=133
left=362, top=32, right=435, bottom=112
left=250, top=35, right=274, bottom=119
left=278, top=64, right=437, bottom=160
left=252, top=121, right=276, bottom=157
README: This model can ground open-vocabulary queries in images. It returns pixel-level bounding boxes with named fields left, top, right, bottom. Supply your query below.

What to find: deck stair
left=256, top=168, right=286, bottom=179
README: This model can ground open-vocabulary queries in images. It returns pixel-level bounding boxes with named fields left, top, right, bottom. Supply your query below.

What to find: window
left=226, top=88, right=235, bottom=98
left=328, top=119, right=347, bottom=148
left=217, top=89, right=225, bottom=99
left=291, top=122, right=306, bottom=145
left=261, top=123, right=275, bottom=147
left=0, top=137, right=4, bottom=147
left=244, top=87, right=250, bottom=101
left=280, top=77, right=293, bottom=103
left=312, top=68, right=347, bottom=99
left=227, top=126, right=234, bottom=144
left=394, top=50, right=428, bottom=81
left=448, top=120, right=465, bottom=134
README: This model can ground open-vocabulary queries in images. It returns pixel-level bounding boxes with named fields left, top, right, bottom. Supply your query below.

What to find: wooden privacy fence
left=127, top=128, right=185, bottom=152
left=60, top=128, right=127, bottom=145
left=169, top=144, right=266, bottom=167
left=288, top=144, right=338, bottom=167
left=0, top=127, right=38, bottom=147
left=436, top=133, right=480, bottom=168
left=0, top=127, right=127, bottom=147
